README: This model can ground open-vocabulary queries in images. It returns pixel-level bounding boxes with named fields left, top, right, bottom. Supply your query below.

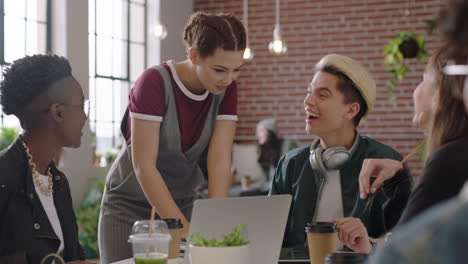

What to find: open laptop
left=188, top=194, right=292, bottom=264
left=278, top=247, right=310, bottom=263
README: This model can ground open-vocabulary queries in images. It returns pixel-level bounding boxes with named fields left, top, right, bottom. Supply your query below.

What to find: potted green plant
left=75, top=177, right=105, bottom=259
left=383, top=31, right=429, bottom=102
left=188, top=224, right=250, bottom=264
left=0, top=126, right=18, bottom=151
left=103, top=150, right=118, bottom=167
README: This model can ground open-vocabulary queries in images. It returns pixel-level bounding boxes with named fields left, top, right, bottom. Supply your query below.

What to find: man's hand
left=331, top=218, right=372, bottom=254
left=359, top=159, right=403, bottom=199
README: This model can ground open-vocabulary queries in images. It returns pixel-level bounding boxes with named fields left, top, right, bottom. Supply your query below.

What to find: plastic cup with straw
left=129, top=207, right=172, bottom=264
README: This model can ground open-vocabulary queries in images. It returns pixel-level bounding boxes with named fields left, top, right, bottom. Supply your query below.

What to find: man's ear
left=49, top=103, right=64, bottom=123
left=345, top=102, right=360, bottom=120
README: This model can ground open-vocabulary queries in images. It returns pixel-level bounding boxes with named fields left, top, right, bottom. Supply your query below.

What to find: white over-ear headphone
left=309, top=134, right=360, bottom=174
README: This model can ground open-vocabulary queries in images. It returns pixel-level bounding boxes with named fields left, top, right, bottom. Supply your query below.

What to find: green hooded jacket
left=270, top=135, right=413, bottom=248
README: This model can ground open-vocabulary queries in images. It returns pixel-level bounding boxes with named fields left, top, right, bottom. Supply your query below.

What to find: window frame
left=89, top=0, right=148, bottom=154
left=0, top=0, right=52, bottom=126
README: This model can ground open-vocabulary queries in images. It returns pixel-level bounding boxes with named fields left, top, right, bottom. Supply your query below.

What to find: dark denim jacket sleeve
left=381, top=162, right=413, bottom=230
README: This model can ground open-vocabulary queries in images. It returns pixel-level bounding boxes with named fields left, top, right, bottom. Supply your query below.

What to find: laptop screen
left=188, top=195, right=292, bottom=264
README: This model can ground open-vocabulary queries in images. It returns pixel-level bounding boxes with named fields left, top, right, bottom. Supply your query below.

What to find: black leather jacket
left=0, top=138, right=84, bottom=264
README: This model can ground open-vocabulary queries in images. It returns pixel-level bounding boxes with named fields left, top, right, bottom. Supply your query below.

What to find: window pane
left=5, top=17, right=26, bottom=63
left=2, top=0, right=49, bottom=128
left=95, top=121, right=114, bottom=153
left=96, top=36, right=113, bottom=76
left=89, top=0, right=145, bottom=160
left=130, top=43, right=145, bottom=82
left=26, top=22, right=47, bottom=55
left=90, top=120, right=96, bottom=134
left=3, top=115, right=20, bottom=128
left=96, top=0, right=113, bottom=37
left=95, top=78, right=114, bottom=122
left=5, top=0, right=26, bottom=18
left=130, top=3, right=145, bottom=43
left=89, top=120, right=97, bottom=147
left=113, top=122, right=122, bottom=147
left=112, top=81, right=122, bottom=123
left=27, top=0, right=47, bottom=22
left=112, top=39, right=128, bottom=78
left=89, top=35, right=96, bottom=75
left=113, top=80, right=129, bottom=121
left=89, top=77, right=96, bottom=121
left=113, top=0, right=128, bottom=40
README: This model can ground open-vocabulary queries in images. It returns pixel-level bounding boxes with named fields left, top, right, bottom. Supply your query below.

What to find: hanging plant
left=383, top=31, right=429, bottom=103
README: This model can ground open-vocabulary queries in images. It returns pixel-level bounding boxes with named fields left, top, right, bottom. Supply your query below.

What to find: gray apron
left=98, top=65, right=226, bottom=263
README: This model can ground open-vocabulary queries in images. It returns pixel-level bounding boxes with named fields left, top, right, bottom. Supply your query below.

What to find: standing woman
left=98, top=11, right=246, bottom=263
left=0, top=54, right=88, bottom=263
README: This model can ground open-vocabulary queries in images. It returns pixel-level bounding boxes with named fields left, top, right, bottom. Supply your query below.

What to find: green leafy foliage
left=383, top=31, right=429, bottom=104
left=425, top=19, right=437, bottom=34
left=75, top=177, right=105, bottom=258
left=188, top=224, right=249, bottom=247
left=0, top=126, right=18, bottom=151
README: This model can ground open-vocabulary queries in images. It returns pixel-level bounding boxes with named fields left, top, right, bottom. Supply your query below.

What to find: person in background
left=269, top=54, right=412, bottom=248
left=98, top=11, right=246, bottom=263
left=336, top=44, right=468, bottom=254
left=0, top=54, right=90, bottom=264
left=256, top=118, right=297, bottom=185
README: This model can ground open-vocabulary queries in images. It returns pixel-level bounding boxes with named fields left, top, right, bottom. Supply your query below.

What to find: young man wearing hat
left=269, top=54, right=413, bottom=248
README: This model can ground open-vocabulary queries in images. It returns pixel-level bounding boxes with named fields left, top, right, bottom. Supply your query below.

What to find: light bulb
left=268, top=39, right=287, bottom=55
left=243, top=47, right=254, bottom=60
left=152, top=22, right=167, bottom=40
left=273, top=40, right=283, bottom=53
left=268, top=25, right=287, bottom=55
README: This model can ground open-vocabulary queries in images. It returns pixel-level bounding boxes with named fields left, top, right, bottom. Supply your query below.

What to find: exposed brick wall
left=194, top=0, right=446, bottom=177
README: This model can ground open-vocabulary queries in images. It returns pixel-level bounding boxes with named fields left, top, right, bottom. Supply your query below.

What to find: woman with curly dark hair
left=0, top=54, right=89, bottom=264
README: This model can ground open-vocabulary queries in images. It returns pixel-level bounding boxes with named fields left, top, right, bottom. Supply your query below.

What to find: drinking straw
left=364, top=139, right=425, bottom=211
left=146, top=206, right=157, bottom=257
left=401, top=139, right=426, bottom=164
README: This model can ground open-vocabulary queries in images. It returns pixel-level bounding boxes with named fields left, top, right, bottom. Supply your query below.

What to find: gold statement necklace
left=20, top=137, right=53, bottom=196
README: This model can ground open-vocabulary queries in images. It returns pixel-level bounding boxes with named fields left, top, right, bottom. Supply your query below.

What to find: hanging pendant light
left=150, top=3, right=167, bottom=40
left=268, top=0, right=287, bottom=55
left=243, top=0, right=254, bottom=60
left=151, top=19, right=168, bottom=40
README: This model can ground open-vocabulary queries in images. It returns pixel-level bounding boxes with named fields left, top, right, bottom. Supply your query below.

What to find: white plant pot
left=189, top=244, right=250, bottom=264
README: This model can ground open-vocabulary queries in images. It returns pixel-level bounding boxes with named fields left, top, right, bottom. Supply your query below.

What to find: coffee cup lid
left=305, top=222, right=337, bottom=233
left=325, top=252, right=367, bottom=264
left=162, top=218, right=183, bottom=229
